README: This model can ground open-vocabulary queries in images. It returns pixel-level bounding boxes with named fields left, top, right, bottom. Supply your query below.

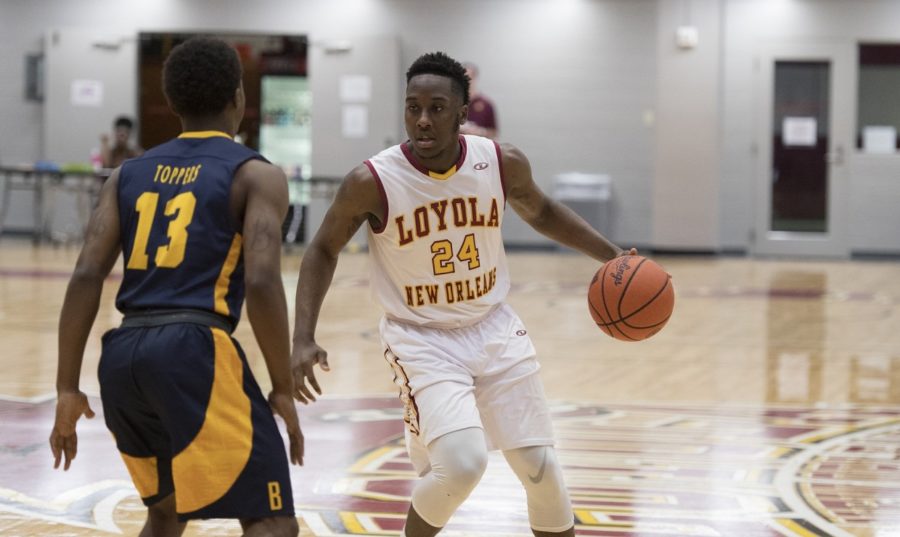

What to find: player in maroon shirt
left=460, top=63, right=498, bottom=139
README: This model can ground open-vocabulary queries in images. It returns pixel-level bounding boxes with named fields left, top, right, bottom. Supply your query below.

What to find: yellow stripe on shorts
left=120, top=452, right=159, bottom=499
left=172, top=327, right=252, bottom=513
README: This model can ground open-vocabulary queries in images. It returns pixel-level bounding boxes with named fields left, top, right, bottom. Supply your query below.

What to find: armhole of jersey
left=115, top=164, right=127, bottom=252
left=364, top=160, right=389, bottom=234
left=493, top=140, right=507, bottom=203
left=235, top=154, right=267, bottom=170
left=231, top=155, right=267, bottom=234
left=457, top=135, right=469, bottom=170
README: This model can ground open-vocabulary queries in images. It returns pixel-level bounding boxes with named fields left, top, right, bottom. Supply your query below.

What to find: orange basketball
left=588, top=255, right=674, bottom=341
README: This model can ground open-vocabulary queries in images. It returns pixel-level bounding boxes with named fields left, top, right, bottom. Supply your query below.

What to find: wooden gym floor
left=1, top=239, right=899, bottom=536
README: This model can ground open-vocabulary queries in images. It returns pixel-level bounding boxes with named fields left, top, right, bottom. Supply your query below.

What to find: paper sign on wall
left=339, top=75, right=372, bottom=103
left=782, top=117, right=817, bottom=147
left=342, top=105, right=368, bottom=138
left=862, top=126, right=897, bottom=153
left=70, top=79, right=103, bottom=107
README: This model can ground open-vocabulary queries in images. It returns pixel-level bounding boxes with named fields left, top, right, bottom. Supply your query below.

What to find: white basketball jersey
left=366, top=135, right=510, bottom=328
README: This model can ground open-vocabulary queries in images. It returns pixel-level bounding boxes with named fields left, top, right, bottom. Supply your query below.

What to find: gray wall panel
left=3, top=0, right=899, bottom=254
left=0, top=0, right=657, bottom=247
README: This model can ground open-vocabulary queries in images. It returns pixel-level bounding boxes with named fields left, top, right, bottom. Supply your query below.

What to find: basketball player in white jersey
left=292, top=52, right=633, bottom=536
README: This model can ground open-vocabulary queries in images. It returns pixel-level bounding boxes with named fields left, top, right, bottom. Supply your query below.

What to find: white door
left=753, top=42, right=853, bottom=257
left=44, top=29, right=137, bottom=164
left=309, top=35, right=401, bottom=176
left=305, top=35, right=401, bottom=245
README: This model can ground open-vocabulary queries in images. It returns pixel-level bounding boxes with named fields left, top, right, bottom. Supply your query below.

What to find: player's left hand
left=617, top=247, right=638, bottom=258
left=268, top=391, right=304, bottom=466
left=49, top=391, right=95, bottom=471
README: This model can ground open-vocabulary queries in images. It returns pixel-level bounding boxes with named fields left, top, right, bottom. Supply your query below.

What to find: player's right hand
left=49, top=391, right=95, bottom=471
left=290, top=341, right=330, bottom=404
left=268, top=391, right=304, bottom=466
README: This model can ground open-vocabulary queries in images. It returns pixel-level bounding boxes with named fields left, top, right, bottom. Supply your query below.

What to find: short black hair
left=406, top=52, right=470, bottom=105
left=114, top=116, right=133, bottom=129
left=163, top=37, right=242, bottom=117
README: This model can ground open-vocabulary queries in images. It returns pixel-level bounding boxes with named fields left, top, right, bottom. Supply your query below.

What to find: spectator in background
left=100, top=116, right=144, bottom=168
left=459, top=62, right=498, bottom=139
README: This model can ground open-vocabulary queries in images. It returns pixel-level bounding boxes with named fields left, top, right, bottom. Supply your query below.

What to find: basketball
left=588, top=255, right=674, bottom=341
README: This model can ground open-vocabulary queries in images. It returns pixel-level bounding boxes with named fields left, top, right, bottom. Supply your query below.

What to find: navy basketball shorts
left=98, top=323, right=294, bottom=521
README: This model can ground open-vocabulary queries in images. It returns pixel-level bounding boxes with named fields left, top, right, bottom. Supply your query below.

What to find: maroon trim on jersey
left=399, top=141, right=425, bottom=174
left=384, top=347, right=421, bottom=436
left=364, top=160, right=389, bottom=234
left=400, top=136, right=468, bottom=179
left=493, top=140, right=507, bottom=203
left=457, top=135, right=469, bottom=170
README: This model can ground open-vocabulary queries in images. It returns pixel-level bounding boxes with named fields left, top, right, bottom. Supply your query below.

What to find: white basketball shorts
left=380, top=303, right=555, bottom=473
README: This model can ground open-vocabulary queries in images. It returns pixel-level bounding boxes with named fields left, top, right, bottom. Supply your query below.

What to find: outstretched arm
left=51, top=169, right=122, bottom=470
left=291, top=164, right=383, bottom=403
left=502, top=143, right=629, bottom=263
left=236, top=159, right=303, bottom=465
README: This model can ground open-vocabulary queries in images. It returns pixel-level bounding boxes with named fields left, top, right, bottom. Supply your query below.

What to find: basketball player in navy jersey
left=292, top=52, right=634, bottom=536
left=50, top=37, right=301, bottom=537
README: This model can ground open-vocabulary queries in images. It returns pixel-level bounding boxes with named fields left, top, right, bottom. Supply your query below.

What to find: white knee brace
left=503, top=446, right=574, bottom=533
left=410, top=427, right=489, bottom=527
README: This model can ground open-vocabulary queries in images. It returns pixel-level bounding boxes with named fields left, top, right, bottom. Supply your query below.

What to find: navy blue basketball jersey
left=115, top=131, right=265, bottom=325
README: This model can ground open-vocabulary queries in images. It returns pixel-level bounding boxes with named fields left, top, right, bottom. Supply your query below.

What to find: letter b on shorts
left=267, top=481, right=282, bottom=511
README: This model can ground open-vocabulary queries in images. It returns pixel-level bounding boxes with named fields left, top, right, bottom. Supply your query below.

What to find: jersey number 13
left=126, top=191, right=197, bottom=270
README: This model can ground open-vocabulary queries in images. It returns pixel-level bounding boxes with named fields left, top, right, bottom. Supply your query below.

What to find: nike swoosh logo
left=528, top=448, right=548, bottom=484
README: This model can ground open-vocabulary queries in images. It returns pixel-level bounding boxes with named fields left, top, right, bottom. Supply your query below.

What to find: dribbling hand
left=290, top=341, right=330, bottom=404
left=49, top=391, right=95, bottom=471
left=268, top=391, right=304, bottom=466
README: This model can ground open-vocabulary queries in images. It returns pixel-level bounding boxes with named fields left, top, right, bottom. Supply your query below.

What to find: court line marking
left=772, top=420, right=900, bottom=537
